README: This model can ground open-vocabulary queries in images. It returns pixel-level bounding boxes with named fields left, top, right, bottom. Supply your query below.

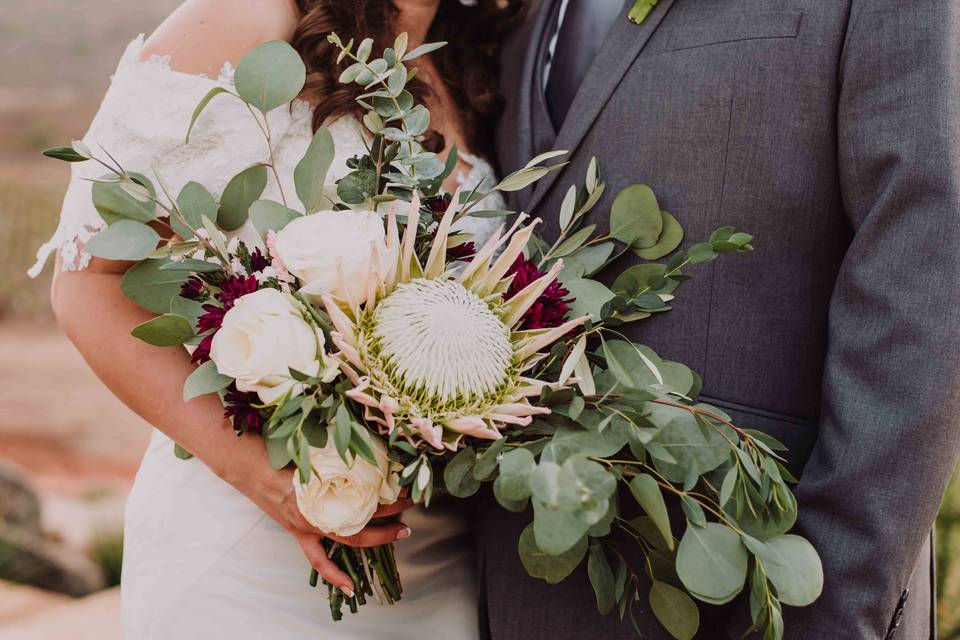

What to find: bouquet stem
left=312, top=539, right=402, bottom=621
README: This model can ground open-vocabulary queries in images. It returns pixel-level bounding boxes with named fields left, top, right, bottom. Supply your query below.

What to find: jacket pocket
left=668, top=10, right=803, bottom=51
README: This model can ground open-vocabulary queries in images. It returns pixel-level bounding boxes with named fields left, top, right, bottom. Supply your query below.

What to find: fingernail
left=397, top=527, right=412, bottom=540
left=342, top=586, right=355, bottom=598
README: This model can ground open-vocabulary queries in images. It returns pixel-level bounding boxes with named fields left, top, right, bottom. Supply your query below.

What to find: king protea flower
left=319, top=194, right=590, bottom=451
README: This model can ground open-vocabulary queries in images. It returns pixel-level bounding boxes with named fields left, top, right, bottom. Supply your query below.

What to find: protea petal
left=458, top=214, right=528, bottom=291
left=516, top=315, right=591, bottom=361
left=321, top=293, right=357, bottom=344
left=411, top=417, right=444, bottom=450
left=424, top=187, right=461, bottom=279
left=475, top=220, right=540, bottom=295
left=399, top=195, right=422, bottom=282
left=446, top=415, right=502, bottom=440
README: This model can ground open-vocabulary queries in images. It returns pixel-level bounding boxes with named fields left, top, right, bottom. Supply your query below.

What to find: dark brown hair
left=291, top=0, right=523, bottom=158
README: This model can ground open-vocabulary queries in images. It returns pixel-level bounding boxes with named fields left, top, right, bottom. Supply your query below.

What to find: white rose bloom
left=209, top=288, right=337, bottom=403
left=272, top=210, right=396, bottom=303
left=294, top=429, right=403, bottom=537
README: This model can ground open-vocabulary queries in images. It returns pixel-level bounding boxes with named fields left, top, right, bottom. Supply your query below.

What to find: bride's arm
left=48, top=0, right=410, bottom=597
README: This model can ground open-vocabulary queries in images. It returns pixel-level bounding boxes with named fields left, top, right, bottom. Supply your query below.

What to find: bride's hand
left=221, top=436, right=413, bottom=594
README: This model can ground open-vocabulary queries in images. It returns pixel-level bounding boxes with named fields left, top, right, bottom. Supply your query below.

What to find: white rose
left=294, top=430, right=403, bottom=537
left=272, top=210, right=396, bottom=303
left=209, top=288, right=336, bottom=403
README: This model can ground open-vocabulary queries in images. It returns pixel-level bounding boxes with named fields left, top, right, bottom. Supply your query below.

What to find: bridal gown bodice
left=35, top=36, right=505, bottom=639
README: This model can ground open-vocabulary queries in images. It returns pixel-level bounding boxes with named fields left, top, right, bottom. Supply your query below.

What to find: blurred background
left=0, top=2, right=958, bottom=638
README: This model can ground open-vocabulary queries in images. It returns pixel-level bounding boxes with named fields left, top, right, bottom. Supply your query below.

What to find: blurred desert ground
left=0, top=1, right=958, bottom=638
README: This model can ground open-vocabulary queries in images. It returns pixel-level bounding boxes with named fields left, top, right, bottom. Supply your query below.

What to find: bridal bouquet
left=43, top=33, right=822, bottom=640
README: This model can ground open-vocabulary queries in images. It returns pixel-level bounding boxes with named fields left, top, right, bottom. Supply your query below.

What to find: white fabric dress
left=33, top=36, right=505, bottom=640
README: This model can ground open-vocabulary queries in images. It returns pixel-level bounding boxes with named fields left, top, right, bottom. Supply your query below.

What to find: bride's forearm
left=49, top=262, right=258, bottom=481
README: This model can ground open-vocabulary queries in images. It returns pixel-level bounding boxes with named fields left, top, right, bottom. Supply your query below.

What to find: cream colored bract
left=320, top=195, right=590, bottom=451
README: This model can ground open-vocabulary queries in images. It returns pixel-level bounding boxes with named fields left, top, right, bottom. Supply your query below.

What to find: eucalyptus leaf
left=334, top=404, right=352, bottom=461
left=562, top=278, right=615, bottom=322
left=250, top=199, right=301, bottom=236
left=518, top=524, right=587, bottom=584
left=183, top=361, right=233, bottom=401
left=337, top=168, right=378, bottom=204
left=444, top=446, right=482, bottom=498
left=92, top=174, right=156, bottom=224
left=185, top=87, right=230, bottom=143
left=750, top=535, right=823, bottom=607
left=559, top=242, right=615, bottom=280
left=532, top=498, right=591, bottom=555
left=177, top=181, right=218, bottom=233
left=294, top=127, right=335, bottom=212
left=649, top=581, right=700, bottom=640
left=219, top=165, right=268, bottom=231
left=588, top=544, right=616, bottom=614
left=266, top=433, right=293, bottom=469
left=234, top=40, right=306, bottom=113
left=676, top=523, right=748, bottom=604
left=130, top=313, right=195, bottom=347
left=43, top=146, right=89, bottom=162
left=401, top=41, right=447, bottom=61
left=633, top=211, right=684, bottom=260
left=629, top=474, right=673, bottom=551
left=610, top=184, right=662, bottom=248
left=121, top=259, right=189, bottom=314
left=86, top=220, right=160, bottom=261
left=495, top=448, right=535, bottom=501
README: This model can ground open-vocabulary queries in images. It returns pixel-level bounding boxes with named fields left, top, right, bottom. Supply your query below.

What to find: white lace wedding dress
left=32, top=36, right=505, bottom=640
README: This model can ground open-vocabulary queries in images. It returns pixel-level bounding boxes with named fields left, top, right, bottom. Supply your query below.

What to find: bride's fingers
left=328, top=521, right=411, bottom=548
left=297, top=534, right=354, bottom=596
left=373, top=497, right=414, bottom=518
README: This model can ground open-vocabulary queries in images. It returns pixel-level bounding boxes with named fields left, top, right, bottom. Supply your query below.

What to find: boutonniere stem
left=628, top=0, right=659, bottom=24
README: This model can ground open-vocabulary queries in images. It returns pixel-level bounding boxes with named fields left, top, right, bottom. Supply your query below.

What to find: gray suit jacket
left=480, top=1, right=960, bottom=639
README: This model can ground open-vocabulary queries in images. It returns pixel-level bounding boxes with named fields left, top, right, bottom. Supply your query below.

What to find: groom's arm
left=783, top=2, right=960, bottom=638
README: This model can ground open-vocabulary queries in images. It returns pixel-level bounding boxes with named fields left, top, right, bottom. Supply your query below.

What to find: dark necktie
left=545, top=0, right=625, bottom=128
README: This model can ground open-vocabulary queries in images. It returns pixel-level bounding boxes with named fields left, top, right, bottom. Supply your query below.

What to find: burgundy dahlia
left=504, top=254, right=573, bottom=331
left=190, top=275, right=259, bottom=364
left=218, top=275, right=259, bottom=308
left=248, top=247, right=270, bottom=273
left=446, top=241, right=476, bottom=262
left=223, top=386, right=264, bottom=434
left=426, top=194, right=452, bottom=216
left=180, top=276, right=206, bottom=301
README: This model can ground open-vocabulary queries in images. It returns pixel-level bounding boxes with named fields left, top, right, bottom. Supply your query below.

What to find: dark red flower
left=223, top=386, right=264, bottom=434
left=446, top=241, right=476, bottom=262
left=190, top=275, right=259, bottom=364
left=218, top=275, right=259, bottom=308
left=426, top=194, right=452, bottom=216
left=180, top=276, right=205, bottom=301
left=248, top=247, right=270, bottom=273
left=504, top=255, right=573, bottom=331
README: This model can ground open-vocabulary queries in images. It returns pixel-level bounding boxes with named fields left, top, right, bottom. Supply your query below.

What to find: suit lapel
left=524, top=0, right=677, bottom=216
left=499, top=0, right=562, bottom=191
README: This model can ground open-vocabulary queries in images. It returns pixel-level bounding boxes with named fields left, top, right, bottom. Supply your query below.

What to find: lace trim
left=139, top=53, right=237, bottom=85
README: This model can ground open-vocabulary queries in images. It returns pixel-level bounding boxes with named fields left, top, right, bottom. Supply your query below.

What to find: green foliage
left=249, top=199, right=301, bottom=236
left=85, top=220, right=160, bottom=261
left=295, top=128, right=336, bottom=212
left=92, top=173, right=156, bottom=224
left=234, top=40, right=306, bottom=114
left=130, top=313, right=194, bottom=347
left=120, top=258, right=189, bottom=314
left=183, top=361, right=233, bottom=402
left=218, top=164, right=268, bottom=231
left=676, top=523, right=748, bottom=604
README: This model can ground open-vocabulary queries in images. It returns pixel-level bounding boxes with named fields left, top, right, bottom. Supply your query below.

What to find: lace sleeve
left=29, top=34, right=312, bottom=276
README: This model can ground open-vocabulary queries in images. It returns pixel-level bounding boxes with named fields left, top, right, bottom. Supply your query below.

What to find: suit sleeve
left=783, top=2, right=960, bottom=638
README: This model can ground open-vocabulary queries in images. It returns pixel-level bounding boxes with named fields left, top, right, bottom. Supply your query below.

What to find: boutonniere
left=628, top=0, right=659, bottom=24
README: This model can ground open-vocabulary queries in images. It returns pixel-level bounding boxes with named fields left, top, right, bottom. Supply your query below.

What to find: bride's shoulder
left=139, top=0, right=300, bottom=76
